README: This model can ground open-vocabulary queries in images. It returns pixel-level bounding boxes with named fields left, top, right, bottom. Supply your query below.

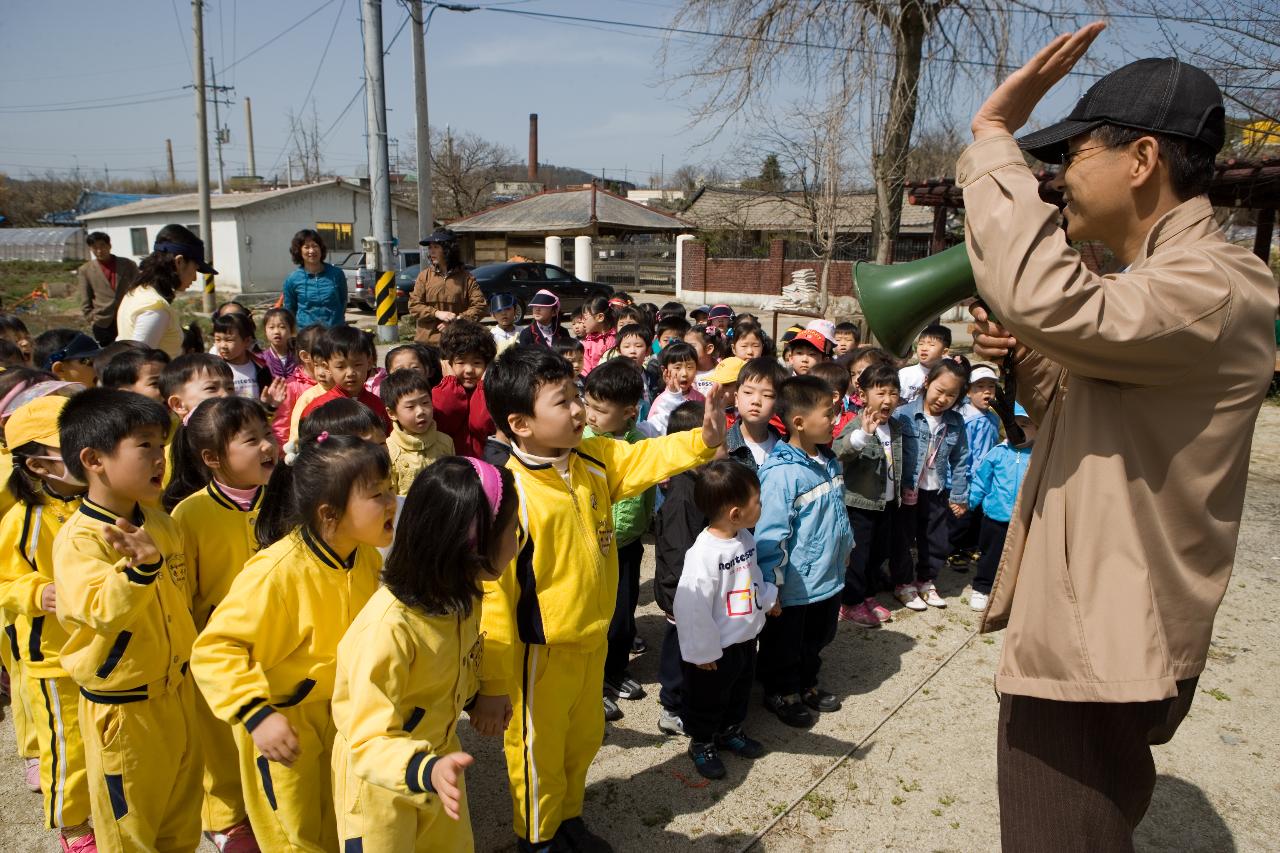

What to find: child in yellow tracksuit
left=167, top=396, right=278, bottom=851
left=0, top=395, right=95, bottom=850
left=52, top=388, right=202, bottom=852
left=332, top=456, right=519, bottom=852
left=191, top=433, right=394, bottom=852
left=475, top=346, right=727, bottom=852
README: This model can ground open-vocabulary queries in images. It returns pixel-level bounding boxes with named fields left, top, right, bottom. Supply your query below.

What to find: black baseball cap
left=419, top=228, right=457, bottom=246
left=1017, top=58, right=1225, bottom=163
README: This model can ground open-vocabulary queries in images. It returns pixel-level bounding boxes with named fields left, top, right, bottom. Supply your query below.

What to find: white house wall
left=85, top=184, right=419, bottom=295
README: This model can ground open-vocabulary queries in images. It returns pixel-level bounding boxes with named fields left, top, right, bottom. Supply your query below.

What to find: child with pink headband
left=331, top=457, right=520, bottom=851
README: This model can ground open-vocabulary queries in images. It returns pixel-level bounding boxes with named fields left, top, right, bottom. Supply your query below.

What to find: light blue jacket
left=961, top=403, right=1001, bottom=470
left=968, top=441, right=1032, bottom=523
left=899, top=397, right=969, bottom=504
left=282, top=262, right=347, bottom=328
left=755, top=441, right=854, bottom=608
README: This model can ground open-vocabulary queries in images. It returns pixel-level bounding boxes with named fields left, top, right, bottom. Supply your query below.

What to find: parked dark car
left=394, top=261, right=613, bottom=321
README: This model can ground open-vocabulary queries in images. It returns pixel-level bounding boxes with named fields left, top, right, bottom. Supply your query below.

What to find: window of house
left=130, top=227, right=148, bottom=256
left=316, top=222, right=354, bottom=252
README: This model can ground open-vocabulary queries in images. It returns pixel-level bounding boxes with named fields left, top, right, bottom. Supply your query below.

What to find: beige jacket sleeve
left=958, top=134, right=1232, bottom=386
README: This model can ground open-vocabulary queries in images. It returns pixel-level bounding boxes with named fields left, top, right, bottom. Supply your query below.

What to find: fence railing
left=563, top=241, right=678, bottom=292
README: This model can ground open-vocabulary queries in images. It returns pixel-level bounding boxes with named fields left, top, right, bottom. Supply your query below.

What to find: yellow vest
left=116, top=285, right=183, bottom=357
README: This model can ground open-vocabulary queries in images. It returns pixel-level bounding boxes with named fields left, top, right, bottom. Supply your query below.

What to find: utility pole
left=208, top=57, right=231, bottom=193
left=166, top=139, right=176, bottom=185
left=362, top=0, right=397, bottom=343
left=244, top=97, right=257, bottom=177
left=410, top=0, right=432, bottom=240
left=192, top=0, right=215, bottom=312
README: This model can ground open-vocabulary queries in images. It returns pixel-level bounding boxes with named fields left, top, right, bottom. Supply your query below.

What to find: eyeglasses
left=1057, top=144, right=1113, bottom=170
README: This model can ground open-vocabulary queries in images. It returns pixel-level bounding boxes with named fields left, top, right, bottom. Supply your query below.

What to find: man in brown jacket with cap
left=963, top=24, right=1279, bottom=851
left=408, top=228, right=487, bottom=346
left=77, top=232, right=138, bottom=346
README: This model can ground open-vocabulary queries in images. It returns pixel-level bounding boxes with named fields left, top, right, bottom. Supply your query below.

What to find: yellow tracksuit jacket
left=171, top=481, right=263, bottom=832
left=52, top=498, right=202, bottom=852
left=481, top=429, right=715, bottom=844
left=190, top=527, right=382, bottom=852
left=332, top=586, right=483, bottom=852
left=0, top=492, right=91, bottom=830
left=386, top=423, right=454, bottom=496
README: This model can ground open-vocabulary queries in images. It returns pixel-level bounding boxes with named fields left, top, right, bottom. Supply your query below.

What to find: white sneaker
left=894, top=584, right=927, bottom=611
left=969, top=591, right=989, bottom=612
left=918, top=582, right=947, bottom=608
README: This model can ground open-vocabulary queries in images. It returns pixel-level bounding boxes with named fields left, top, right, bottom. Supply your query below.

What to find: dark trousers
left=997, top=677, right=1198, bottom=852
left=949, top=506, right=983, bottom=554
left=681, top=639, right=756, bottom=743
left=605, top=540, right=643, bottom=682
left=658, top=621, right=683, bottom=713
left=843, top=504, right=912, bottom=604
left=907, top=489, right=952, bottom=583
left=757, top=593, right=841, bottom=696
left=91, top=321, right=117, bottom=347
left=973, top=516, right=1009, bottom=595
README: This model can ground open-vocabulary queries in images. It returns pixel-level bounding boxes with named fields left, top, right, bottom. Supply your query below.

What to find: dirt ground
left=2, top=405, right=1277, bottom=852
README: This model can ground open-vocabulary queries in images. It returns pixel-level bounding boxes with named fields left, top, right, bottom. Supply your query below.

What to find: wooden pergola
left=906, top=157, right=1280, bottom=263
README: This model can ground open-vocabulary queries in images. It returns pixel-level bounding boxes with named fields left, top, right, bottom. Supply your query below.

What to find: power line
left=216, top=0, right=340, bottom=77
left=171, top=0, right=192, bottom=67
left=448, top=4, right=1280, bottom=92
left=268, top=0, right=349, bottom=178
left=320, top=8, right=413, bottom=144
left=0, top=93, right=188, bottom=115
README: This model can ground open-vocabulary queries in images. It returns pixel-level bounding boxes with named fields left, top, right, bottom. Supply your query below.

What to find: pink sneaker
left=865, top=597, right=892, bottom=623
left=206, top=820, right=261, bottom=853
left=839, top=602, right=881, bottom=628
left=59, top=832, right=98, bottom=853
left=24, top=756, right=40, bottom=791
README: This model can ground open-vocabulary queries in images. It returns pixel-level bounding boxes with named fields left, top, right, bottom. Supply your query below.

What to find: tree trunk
left=872, top=11, right=927, bottom=265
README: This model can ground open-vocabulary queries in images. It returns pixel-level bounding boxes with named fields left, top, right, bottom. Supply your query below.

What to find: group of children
left=0, top=266, right=1034, bottom=853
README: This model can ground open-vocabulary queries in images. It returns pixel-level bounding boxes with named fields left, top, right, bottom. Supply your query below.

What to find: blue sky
left=0, top=0, right=1194, bottom=186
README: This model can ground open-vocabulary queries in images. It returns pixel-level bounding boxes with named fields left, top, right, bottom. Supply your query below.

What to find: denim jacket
left=723, top=419, right=781, bottom=475
left=833, top=414, right=915, bottom=511
left=899, top=397, right=969, bottom=504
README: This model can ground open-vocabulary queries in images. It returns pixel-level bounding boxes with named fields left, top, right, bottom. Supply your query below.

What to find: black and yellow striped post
left=375, top=269, right=398, bottom=342
left=201, top=272, right=216, bottom=313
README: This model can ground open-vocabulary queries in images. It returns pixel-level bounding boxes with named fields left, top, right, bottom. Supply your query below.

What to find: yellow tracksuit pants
left=79, top=677, right=202, bottom=853
left=505, top=641, right=607, bottom=845
left=333, top=729, right=474, bottom=853
left=2, top=628, right=38, bottom=760
left=235, top=701, right=337, bottom=852
left=196, top=687, right=247, bottom=832
left=26, top=674, right=90, bottom=830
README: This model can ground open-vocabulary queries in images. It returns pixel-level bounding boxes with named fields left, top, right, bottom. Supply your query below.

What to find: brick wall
left=683, top=238, right=856, bottom=299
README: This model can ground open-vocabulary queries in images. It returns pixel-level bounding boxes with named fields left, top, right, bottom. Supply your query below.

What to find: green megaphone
left=854, top=244, right=976, bottom=359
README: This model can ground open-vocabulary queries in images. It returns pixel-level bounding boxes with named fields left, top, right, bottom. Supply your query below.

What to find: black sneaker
left=763, top=693, right=813, bottom=728
left=603, top=695, right=624, bottom=722
left=632, top=636, right=648, bottom=654
left=801, top=687, right=842, bottom=713
left=517, top=836, right=571, bottom=853
left=688, top=740, right=726, bottom=780
left=604, top=675, right=646, bottom=701
left=558, top=817, right=614, bottom=852
left=715, top=725, right=765, bottom=759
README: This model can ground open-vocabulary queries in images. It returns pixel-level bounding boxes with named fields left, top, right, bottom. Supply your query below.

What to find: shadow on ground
left=1136, top=774, right=1235, bottom=852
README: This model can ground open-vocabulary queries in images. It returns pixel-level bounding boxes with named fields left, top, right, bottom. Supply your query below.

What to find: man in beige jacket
left=77, top=231, right=138, bottom=346
left=963, top=25, right=1279, bottom=851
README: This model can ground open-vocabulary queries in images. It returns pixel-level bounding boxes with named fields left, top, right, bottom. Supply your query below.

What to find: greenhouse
left=0, top=227, right=87, bottom=262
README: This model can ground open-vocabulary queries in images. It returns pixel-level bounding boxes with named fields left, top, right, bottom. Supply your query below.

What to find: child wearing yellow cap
left=0, top=393, right=96, bottom=851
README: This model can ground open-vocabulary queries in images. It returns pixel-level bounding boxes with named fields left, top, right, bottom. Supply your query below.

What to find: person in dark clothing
left=651, top=401, right=708, bottom=738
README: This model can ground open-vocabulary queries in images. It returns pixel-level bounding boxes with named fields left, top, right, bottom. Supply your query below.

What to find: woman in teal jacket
left=281, top=229, right=347, bottom=328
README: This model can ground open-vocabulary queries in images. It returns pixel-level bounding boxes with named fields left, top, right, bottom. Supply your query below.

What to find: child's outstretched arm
left=341, top=623, right=474, bottom=817
left=54, top=522, right=167, bottom=635
left=603, top=384, right=727, bottom=502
